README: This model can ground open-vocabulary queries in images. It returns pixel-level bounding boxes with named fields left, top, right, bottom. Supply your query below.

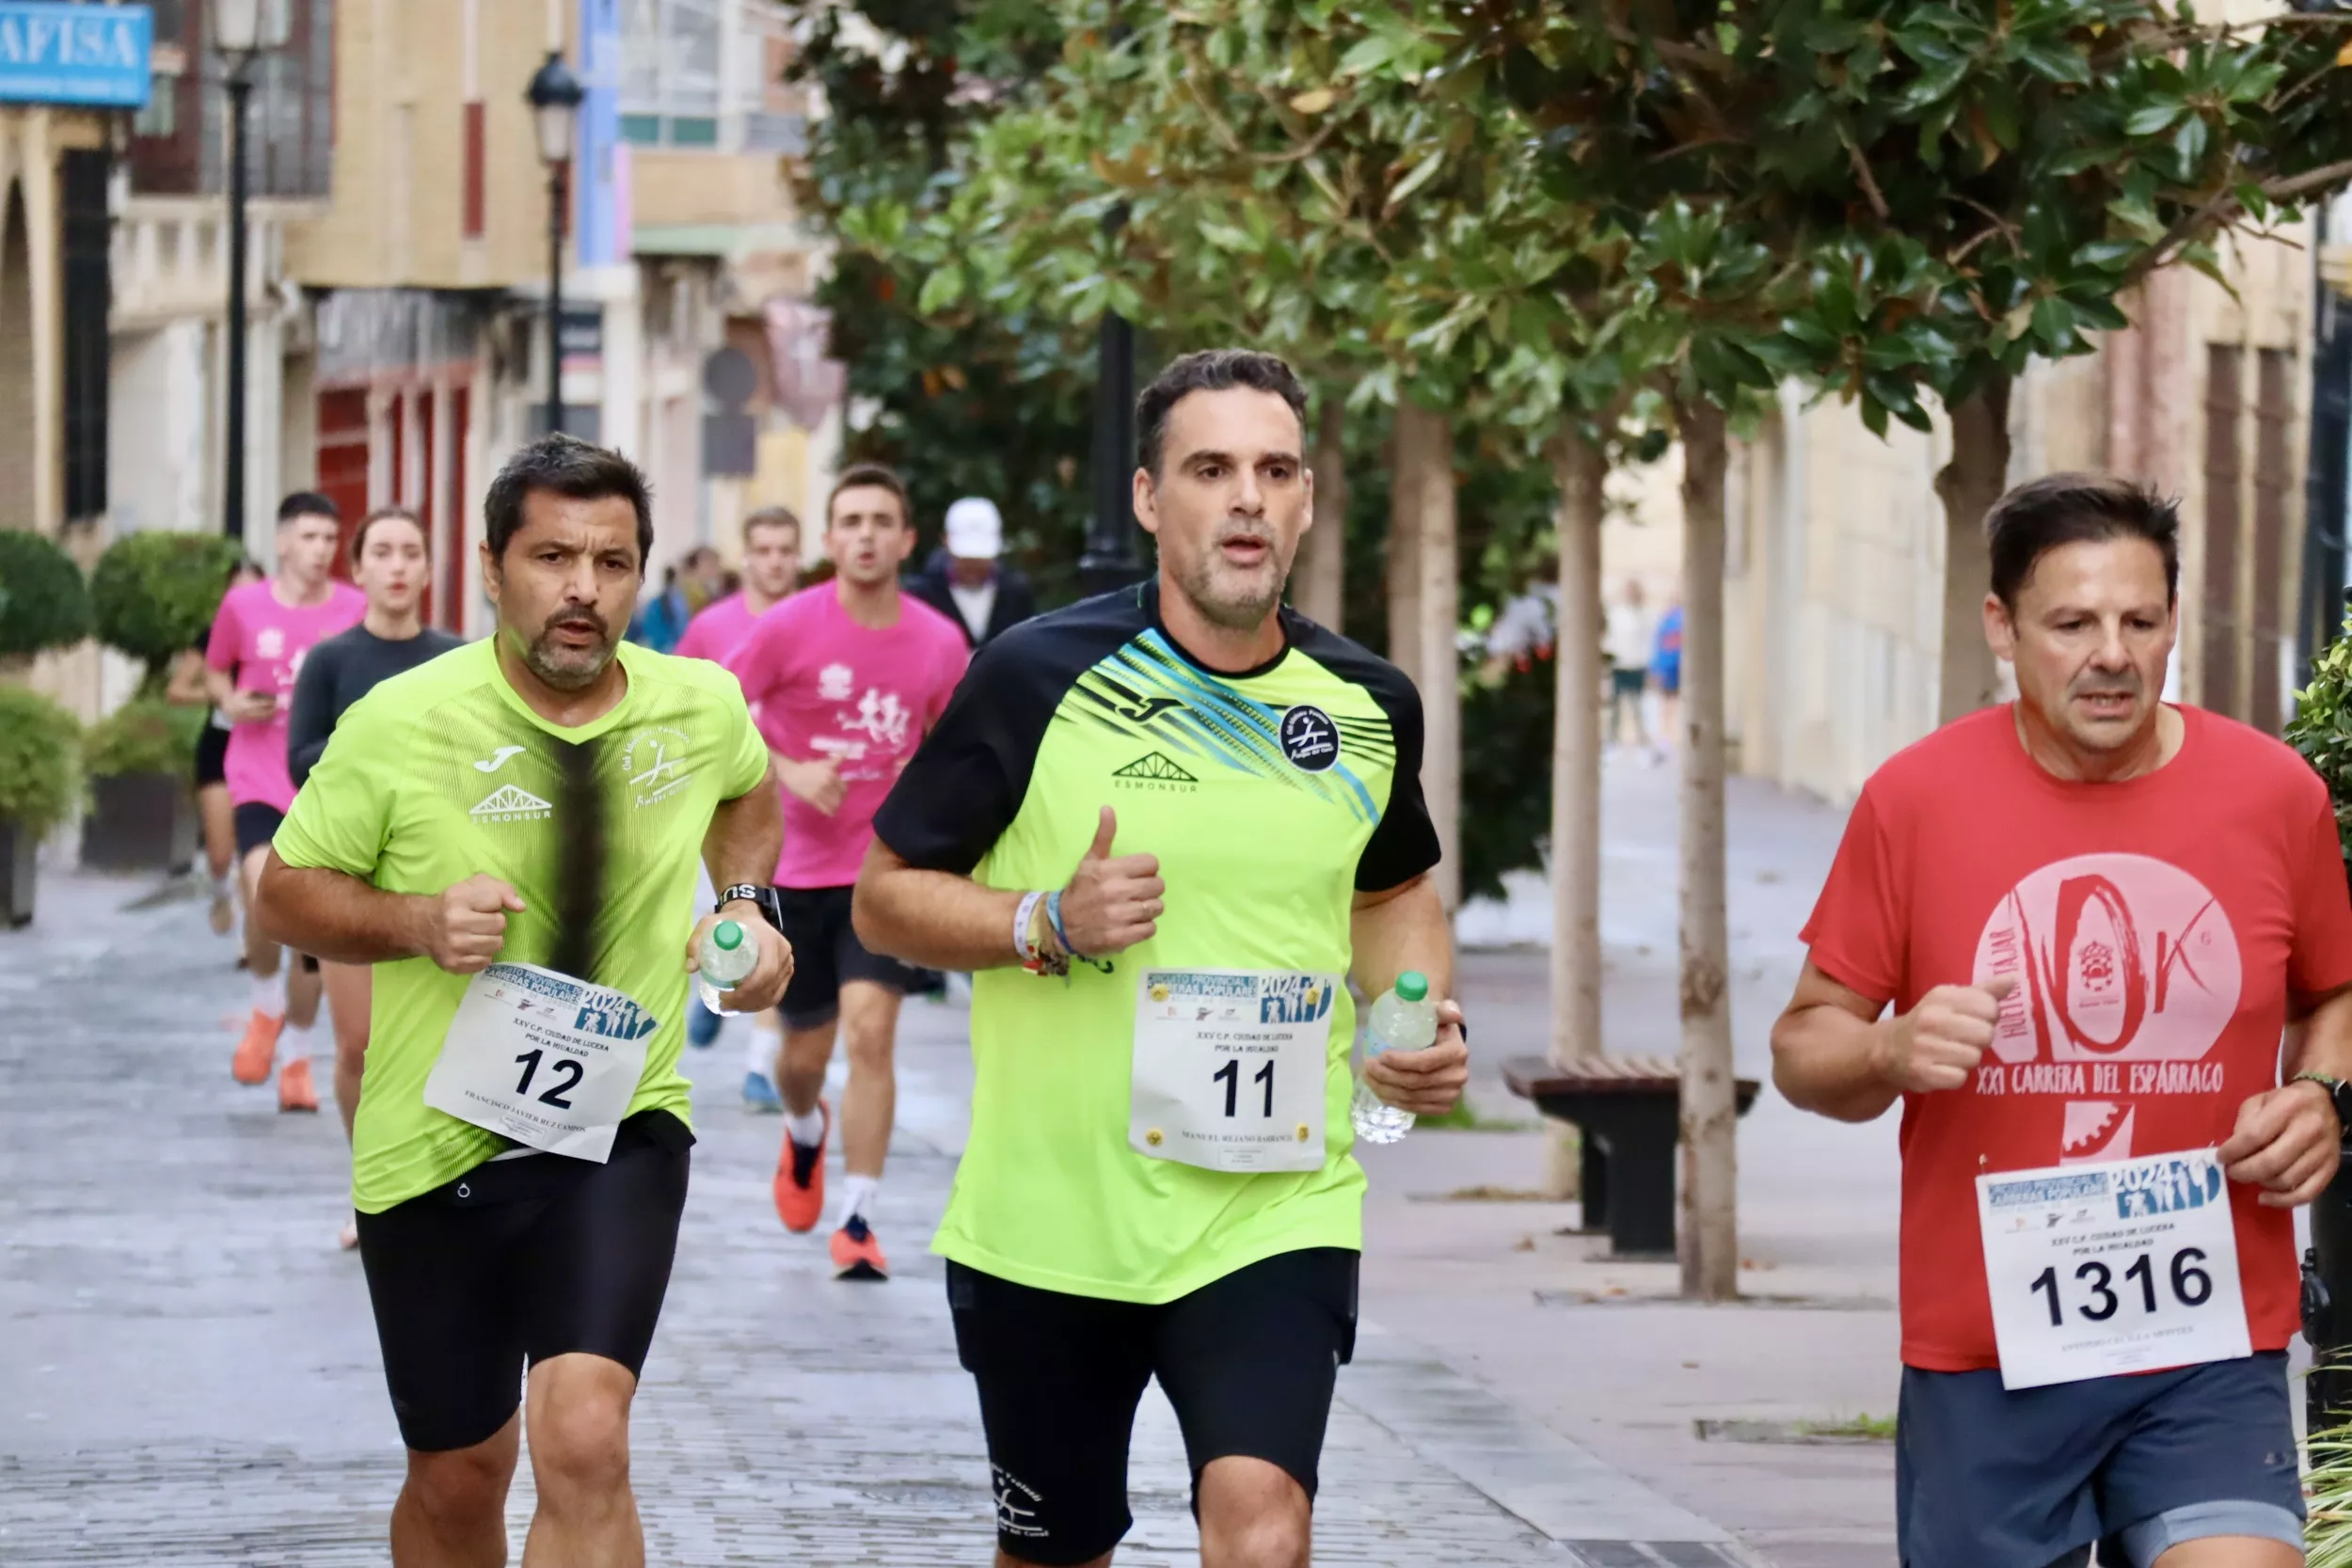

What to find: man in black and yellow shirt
left=855, top=349, right=1470, bottom=1567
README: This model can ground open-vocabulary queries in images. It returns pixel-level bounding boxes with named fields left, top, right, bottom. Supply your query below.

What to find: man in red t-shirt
left=1774, top=473, right=2352, bottom=1568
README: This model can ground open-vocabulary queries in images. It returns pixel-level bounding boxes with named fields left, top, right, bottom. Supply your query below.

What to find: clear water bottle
left=1351, top=971, right=1436, bottom=1144
left=695, top=919, right=758, bottom=1013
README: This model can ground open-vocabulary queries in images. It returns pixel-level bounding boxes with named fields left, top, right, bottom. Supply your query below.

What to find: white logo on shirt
left=256, top=626, right=285, bottom=660
left=841, top=689, right=910, bottom=750
left=818, top=662, right=855, bottom=702
left=470, top=784, right=552, bottom=822
left=622, top=726, right=695, bottom=807
left=473, top=746, right=527, bottom=774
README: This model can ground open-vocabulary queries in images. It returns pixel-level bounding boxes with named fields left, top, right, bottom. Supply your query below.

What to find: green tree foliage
left=789, top=3, right=1099, bottom=603
left=83, top=695, right=205, bottom=780
left=2288, top=616, right=2352, bottom=877
left=0, top=529, right=92, bottom=659
left=89, top=531, right=242, bottom=692
left=0, top=684, right=80, bottom=833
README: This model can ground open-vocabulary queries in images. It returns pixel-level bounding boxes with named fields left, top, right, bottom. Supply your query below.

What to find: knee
left=405, top=1445, right=508, bottom=1530
left=531, top=1395, right=630, bottom=1498
left=335, top=1028, right=368, bottom=1079
left=843, top=1020, right=896, bottom=1073
left=1199, top=1461, right=1309, bottom=1568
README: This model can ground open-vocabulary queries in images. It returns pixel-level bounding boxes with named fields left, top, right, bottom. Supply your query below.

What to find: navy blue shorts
left=1896, top=1354, right=2302, bottom=1568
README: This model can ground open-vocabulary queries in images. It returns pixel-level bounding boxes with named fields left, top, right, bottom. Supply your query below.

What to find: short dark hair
left=1985, top=472, right=2181, bottom=609
left=278, top=491, right=340, bottom=526
left=350, top=505, right=425, bottom=563
left=743, top=505, right=801, bottom=545
left=483, top=434, right=654, bottom=569
left=827, top=463, right=910, bottom=527
left=1136, top=349, right=1309, bottom=479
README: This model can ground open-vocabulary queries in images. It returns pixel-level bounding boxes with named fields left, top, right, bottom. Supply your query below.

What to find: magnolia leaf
left=1289, top=87, right=1338, bottom=115
left=1383, top=148, right=1445, bottom=214
left=916, top=266, right=966, bottom=315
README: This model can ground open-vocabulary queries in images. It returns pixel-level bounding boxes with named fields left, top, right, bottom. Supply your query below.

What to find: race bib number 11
left=1976, top=1148, right=2249, bottom=1391
left=1129, top=968, right=1337, bottom=1174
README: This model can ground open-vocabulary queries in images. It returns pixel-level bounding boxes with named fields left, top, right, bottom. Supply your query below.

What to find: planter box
left=80, top=771, right=198, bottom=874
left=0, top=816, right=32, bottom=927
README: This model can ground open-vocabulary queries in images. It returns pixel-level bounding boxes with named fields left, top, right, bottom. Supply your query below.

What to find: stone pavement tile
left=0, top=874, right=1743, bottom=1567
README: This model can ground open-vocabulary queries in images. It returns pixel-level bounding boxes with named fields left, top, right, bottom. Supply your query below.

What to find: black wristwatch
left=716, top=884, right=786, bottom=934
left=2291, top=1070, right=2352, bottom=1140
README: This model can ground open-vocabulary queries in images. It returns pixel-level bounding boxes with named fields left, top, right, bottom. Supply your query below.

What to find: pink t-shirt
left=675, top=592, right=762, bottom=664
left=726, top=583, right=970, bottom=887
left=205, top=578, right=367, bottom=812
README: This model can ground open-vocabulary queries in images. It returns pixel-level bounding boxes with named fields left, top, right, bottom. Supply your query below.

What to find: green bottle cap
left=714, top=920, right=744, bottom=951
left=1396, top=971, right=1429, bottom=1003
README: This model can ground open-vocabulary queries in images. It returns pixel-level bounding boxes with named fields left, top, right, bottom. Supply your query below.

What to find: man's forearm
left=853, top=849, right=1028, bottom=973
left=2283, top=986, right=2352, bottom=1081
left=1772, top=1006, right=1900, bottom=1123
left=254, top=855, right=432, bottom=964
left=704, top=770, right=784, bottom=894
left=1349, top=875, right=1454, bottom=1003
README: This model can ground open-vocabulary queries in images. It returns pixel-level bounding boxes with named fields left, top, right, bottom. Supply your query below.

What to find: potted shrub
left=0, top=685, right=81, bottom=925
left=0, top=526, right=93, bottom=662
left=80, top=695, right=202, bottom=872
left=83, top=531, right=241, bottom=870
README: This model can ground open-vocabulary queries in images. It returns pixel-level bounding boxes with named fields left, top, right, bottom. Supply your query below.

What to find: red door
left=316, top=388, right=370, bottom=580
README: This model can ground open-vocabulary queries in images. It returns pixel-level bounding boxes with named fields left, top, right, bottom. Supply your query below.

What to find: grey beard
left=526, top=635, right=612, bottom=690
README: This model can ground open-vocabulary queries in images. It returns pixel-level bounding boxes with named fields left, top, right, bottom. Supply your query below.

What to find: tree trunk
left=1400, top=404, right=1462, bottom=912
left=1295, top=398, right=1347, bottom=629
left=1934, top=376, right=2013, bottom=726
left=1387, top=420, right=1422, bottom=684
left=1676, top=395, right=1737, bottom=1303
left=1545, top=430, right=1610, bottom=1200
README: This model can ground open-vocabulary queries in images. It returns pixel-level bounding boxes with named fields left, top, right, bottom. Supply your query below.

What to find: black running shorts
left=193, top=724, right=230, bottom=789
left=775, top=884, right=932, bottom=1031
left=231, top=801, right=283, bottom=858
left=946, top=1246, right=1359, bottom=1566
left=354, top=1110, right=693, bottom=1452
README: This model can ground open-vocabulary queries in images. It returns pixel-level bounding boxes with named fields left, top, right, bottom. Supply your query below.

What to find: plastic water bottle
left=695, top=919, right=758, bottom=1013
left=1351, top=971, right=1436, bottom=1144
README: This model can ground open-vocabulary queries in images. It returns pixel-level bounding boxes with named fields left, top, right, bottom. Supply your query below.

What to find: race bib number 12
left=1976, top=1148, right=2249, bottom=1391
left=423, top=963, right=660, bottom=1164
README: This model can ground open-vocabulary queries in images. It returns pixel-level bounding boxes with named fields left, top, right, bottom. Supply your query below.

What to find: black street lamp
left=527, top=51, right=585, bottom=440
left=215, top=0, right=288, bottom=539
left=1079, top=9, right=1143, bottom=598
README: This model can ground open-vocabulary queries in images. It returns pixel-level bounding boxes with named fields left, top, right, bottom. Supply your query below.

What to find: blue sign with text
left=0, top=4, right=151, bottom=109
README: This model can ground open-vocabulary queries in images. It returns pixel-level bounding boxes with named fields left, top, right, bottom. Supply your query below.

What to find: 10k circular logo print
left=1279, top=705, right=1340, bottom=772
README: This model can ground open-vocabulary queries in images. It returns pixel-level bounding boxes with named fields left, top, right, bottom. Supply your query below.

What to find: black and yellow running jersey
left=875, top=579, right=1438, bottom=1303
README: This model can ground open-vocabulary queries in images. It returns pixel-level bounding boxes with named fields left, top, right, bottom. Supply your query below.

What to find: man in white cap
left=908, top=495, right=1040, bottom=647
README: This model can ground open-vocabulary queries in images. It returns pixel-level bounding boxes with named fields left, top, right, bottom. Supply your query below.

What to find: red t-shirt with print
left=1800, top=704, right=2352, bottom=1372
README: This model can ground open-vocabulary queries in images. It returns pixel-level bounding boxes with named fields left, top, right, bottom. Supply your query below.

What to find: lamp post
left=527, top=52, right=585, bottom=440
left=1079, top=8, right=1142, bottom=597
left=215, top=0, right=288, bottom=540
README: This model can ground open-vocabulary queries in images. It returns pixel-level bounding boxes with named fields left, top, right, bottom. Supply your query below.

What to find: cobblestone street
left=0, top=873, right=1753, bottom=1567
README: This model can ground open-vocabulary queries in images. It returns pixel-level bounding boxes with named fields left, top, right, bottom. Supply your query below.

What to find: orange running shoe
left=830, top=1215, right=888, bottom=1281
left=771, top=1099, right=830, bottom=1234
left=231, top=1010, right=283, bottom=1085
left=278, top=1058, right=318, bottom=1113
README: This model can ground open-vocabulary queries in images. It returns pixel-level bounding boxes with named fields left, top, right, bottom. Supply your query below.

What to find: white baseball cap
left=945, top=497, right=1003, bottom=561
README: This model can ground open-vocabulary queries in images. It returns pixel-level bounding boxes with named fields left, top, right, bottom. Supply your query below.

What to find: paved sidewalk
left=0, top=864, right=1760, bottom=1567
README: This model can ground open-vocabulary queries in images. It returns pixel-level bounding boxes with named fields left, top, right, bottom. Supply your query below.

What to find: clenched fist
left=414, top=874, right=526, bottom=975
left=1873, top=975, right=2015, bottom=1094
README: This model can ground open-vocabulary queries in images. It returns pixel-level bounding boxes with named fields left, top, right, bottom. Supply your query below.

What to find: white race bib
left=422, top=963, right=660, bottom=1164
left=1129, top=968, right=1337, bottom=1174
left=1976, top=1148, right=2249, bottom=1390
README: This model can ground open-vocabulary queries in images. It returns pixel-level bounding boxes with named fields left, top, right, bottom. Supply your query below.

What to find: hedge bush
left=84, top=694, right=204, bottom=779
left=90, top=531, right=243, bottom=689
left=0, top=684, right=81, bottom=833
left=0, top=529, right=92, bottom=658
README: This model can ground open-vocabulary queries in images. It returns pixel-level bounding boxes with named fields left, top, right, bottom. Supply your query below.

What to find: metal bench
left=1502, top=1054, right=1762, bottom=1259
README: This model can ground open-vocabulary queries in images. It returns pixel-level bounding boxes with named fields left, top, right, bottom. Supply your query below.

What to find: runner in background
left=726, top=464, right=969, bottom=1279
left=674, top=505, right=803, bottom=1101
left=206, top=494, right=366, bottom=1110
left=168, top=557, right=265, bottom=938
left=1602, top=577, right=1657, bottom=763
left=286, top=507, right=461, bottom=1249
left=905, top=496, right=1040, bottom=648
left=1649, top=593, right=1683, bottom=758
left=1772, top=473, right=2352, bottom=1568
